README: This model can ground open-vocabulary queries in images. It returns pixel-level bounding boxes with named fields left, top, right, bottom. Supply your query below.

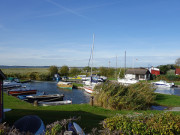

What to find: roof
left=0, top=69, right=6, bottom=79
left=126, top=68, right=150, bottom=75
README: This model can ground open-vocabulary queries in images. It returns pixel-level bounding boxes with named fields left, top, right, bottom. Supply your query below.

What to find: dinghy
left=68, top=122, right=85, bottom=135
left=38, top=100, right=72, bottom=106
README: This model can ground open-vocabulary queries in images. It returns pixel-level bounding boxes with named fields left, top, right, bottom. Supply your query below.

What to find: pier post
left=34, top=100, right=38, bottom=106
left=90, top=96, right=94, bottom=106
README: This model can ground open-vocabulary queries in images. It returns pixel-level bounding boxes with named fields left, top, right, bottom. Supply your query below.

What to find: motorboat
left=118, top=78, right=139, bottom=86
left=152, top=80, right=174, bottom=88
left=3, top=80, right=22, bottom=89
left=26, top=94, right=64, bottom=103
left=57, top=81, right=73, bottom=89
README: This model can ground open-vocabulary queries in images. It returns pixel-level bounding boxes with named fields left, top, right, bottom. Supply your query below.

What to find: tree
left=83, top=66, right=91, bottom=72
left=99, top=67, right=108, bottom=76
left=158, top=65, right=170, bottom=74
left=48, top=65, right=58, bottom=76
left=60, top=65, right=69, bottom=76
left=69, top=67, right=81, bottom=76
left=175, top=58, right=180, bottom=66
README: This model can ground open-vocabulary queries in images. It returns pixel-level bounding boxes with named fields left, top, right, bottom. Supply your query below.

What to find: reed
left=93, top=81, right=156, bottom=110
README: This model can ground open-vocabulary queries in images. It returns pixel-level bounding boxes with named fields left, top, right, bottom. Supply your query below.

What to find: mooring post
left=34, top=100, right=38, bottom=106
left=90, top=96, right=94, bottom=106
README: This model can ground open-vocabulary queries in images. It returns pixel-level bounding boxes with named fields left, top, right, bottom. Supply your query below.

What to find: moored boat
left=8, top=88, right=37, bottom=96
left=3, top=80, right=22, bottom=89
left=57, top=81, right=73, bottom=89
left=83, top=85, right=94, bottom=94
left=152, top=80, right=174, bottom=88
left=26, top=94, right=64, bottom=103
left=118, top=78, right=139, bottom=86
left=38, top=100, right=72, bottom=106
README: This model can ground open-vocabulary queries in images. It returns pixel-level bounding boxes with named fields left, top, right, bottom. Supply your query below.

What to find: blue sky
left=0, top=0, right=180, bottom=67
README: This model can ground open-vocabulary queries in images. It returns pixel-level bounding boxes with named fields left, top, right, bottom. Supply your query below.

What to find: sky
left=0, top=0, right=180, bottom=68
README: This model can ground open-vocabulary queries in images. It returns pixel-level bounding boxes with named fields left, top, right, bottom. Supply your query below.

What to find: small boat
left=57, top=81, right=73, bottom=89
left=152, top=80, right=174, bottom=88
left=26, top=94, right=64, bottom=103
left=3, top=80, right=22, bottom=89
left=38, top=100, right=72, bottom=106
left=14, top=115, right=45, bottom=135
left=83, top=85, right=94, bottom=94
left=8, top=88, right=37, bottom=96
left=17, top=92, right=45, bottom=100
left=68, top=122, right=85, bottom=135
left=118, top=78, right=139, bottom=86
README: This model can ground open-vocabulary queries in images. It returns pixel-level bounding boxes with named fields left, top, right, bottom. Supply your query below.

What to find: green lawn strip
left=155, top=93, right=180, bottom=107
left=3, top=93, right=180, bottom=133
left=174, top=81, right=180, bottom=85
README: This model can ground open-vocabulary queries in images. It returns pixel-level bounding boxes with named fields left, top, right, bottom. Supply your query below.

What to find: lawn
left=3, top=93, right=180, bottom=133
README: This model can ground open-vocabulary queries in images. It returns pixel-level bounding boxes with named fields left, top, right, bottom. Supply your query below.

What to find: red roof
left=175, top=68, right=180, bottom=75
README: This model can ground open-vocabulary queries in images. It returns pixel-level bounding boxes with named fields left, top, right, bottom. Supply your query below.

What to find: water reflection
left=155, top=87, right=180, bottom=96
left=27, top=81, right=90, bottom=104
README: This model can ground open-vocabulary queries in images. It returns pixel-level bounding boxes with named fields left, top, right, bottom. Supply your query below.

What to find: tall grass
left=93, top=81, right=156, bottom=110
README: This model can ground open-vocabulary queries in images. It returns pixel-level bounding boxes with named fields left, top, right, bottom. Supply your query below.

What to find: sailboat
left=117, top=51, right=139, bottom=85
left=83, top=34, right=97, bottom=94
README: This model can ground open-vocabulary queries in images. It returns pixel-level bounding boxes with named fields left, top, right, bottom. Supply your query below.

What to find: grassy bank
left=1, top=68, right=49, bottom=74
left=3, top=93, right=180, bottom=133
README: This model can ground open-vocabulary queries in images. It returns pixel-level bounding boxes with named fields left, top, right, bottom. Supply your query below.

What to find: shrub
left=36, top=73, right=51, bottom=81
left=102, top=112, right=180, bottom=135
left=166, top=74, right=180, bottom=81
left=28, top=72, right=38, bottom=80
left=93, top=81, right=156, bottom=110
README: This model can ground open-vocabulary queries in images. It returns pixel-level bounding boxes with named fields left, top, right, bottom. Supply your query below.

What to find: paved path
left=165, top=107, right=180, bottom=112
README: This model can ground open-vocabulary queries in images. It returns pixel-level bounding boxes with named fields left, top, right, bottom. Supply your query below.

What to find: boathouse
left=125, top=68, right=150, bottom=80
left=175, top=68, right=180, bottom=75
left=0, top=69, right=6, bottom=122
left=149, top=66, right=160, bottom=76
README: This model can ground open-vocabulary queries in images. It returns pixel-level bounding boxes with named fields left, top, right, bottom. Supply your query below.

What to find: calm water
left=24, top=81, right=90, bottom=104
left=155, top=87, right=180, bottom=96
left=22, top=81, right=180, bottom=104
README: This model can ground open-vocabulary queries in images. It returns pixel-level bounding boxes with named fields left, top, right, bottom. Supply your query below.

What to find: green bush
left=103, top=112, right=180, bottom=135
left=93, top=81, right=156, bottom=110
left=36, top=73, right=51, bottom=81
left=166, top=75, right=180, bottom=81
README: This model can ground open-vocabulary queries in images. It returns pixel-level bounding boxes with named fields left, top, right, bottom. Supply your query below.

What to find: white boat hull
left=83, top=86, right=93, bottom=94
left=38, top=100, right=72, bottom=106
left=152, top=80, right=174, bottom=88
left=118, top=79, right=139, bottom=86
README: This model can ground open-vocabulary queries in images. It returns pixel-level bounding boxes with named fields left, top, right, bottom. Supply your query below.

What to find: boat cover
left=14, top=115, right=45, bottom=134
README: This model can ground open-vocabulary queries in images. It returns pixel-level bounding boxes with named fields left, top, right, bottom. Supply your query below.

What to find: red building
left=0, top=70, right=6, bottom=122
left=149, top=67, right=160, bottom=76
left=175, top=68, right=180, bottom=75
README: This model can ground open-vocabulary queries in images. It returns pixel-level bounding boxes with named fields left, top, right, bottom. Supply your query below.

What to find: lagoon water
left=25, top=81, right=90, bottom=104
left=155, top=87, right=180, bottom=96
left=24, top=81, right=180, bottom=105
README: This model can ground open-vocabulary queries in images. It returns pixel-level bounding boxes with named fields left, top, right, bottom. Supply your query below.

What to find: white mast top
left=91, top=34, right=95, bottom=76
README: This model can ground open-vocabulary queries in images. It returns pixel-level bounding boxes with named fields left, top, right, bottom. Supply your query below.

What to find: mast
left=124, top=51, right=126, bottom=76
left=91, top=34, right=95, bottom=76
left=115, top=55, right=117, bottom=80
